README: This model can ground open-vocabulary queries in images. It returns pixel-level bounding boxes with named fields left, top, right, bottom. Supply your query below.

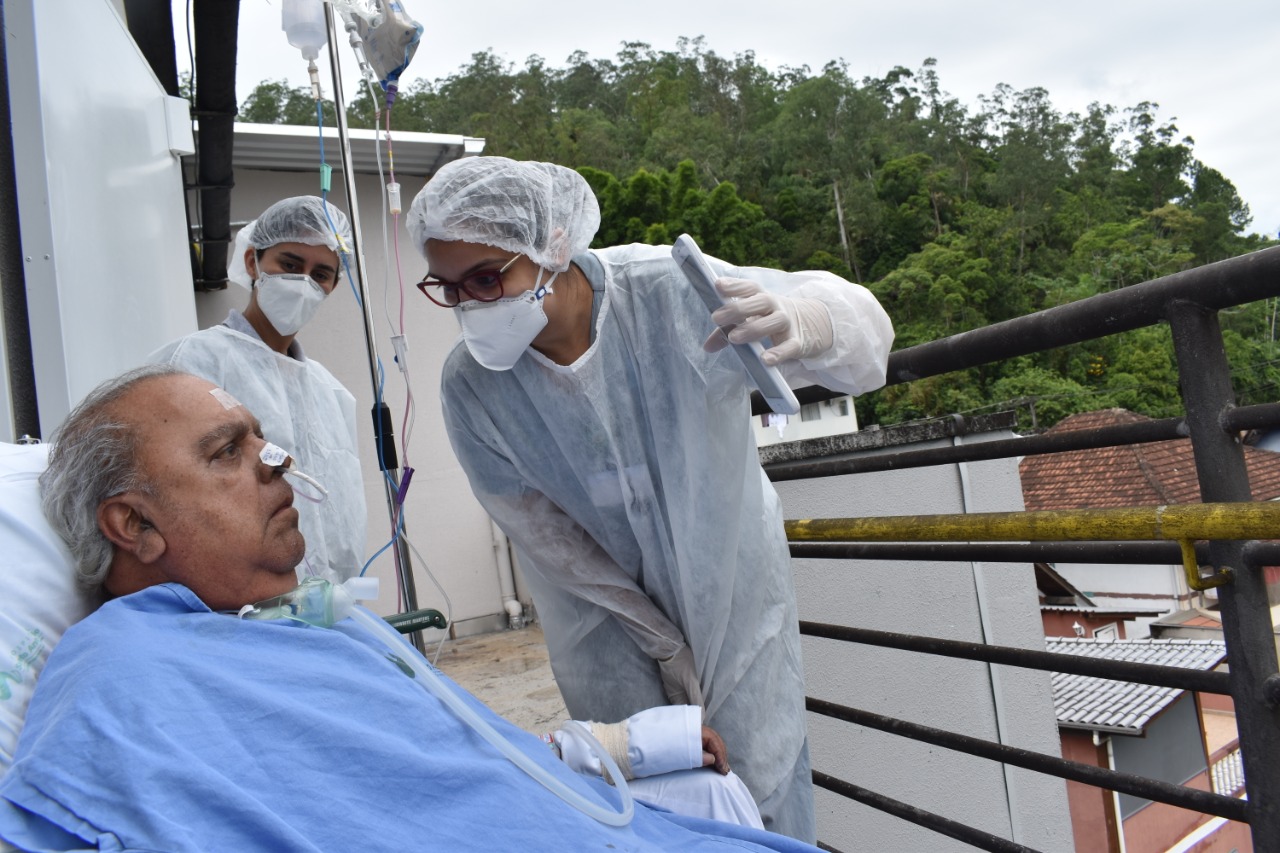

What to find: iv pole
left=322, top=2, right=425, bottom=652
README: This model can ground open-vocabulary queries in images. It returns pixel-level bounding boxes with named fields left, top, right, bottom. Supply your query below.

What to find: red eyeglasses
left=416, top=254, right=523, bottom=307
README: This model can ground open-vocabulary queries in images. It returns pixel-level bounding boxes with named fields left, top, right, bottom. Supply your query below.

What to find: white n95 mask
left=256, top=272, right=327, bottom=336
left=456, top=272, right=558, bottom=371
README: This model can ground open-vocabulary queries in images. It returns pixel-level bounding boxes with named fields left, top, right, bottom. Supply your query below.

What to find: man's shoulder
left=58, top=585, right=206, bottom=643
left=27, top=586, right=209, bottom=706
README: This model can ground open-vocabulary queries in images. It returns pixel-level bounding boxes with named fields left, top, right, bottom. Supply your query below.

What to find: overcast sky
left=181, top=0, right=1278, bottom=237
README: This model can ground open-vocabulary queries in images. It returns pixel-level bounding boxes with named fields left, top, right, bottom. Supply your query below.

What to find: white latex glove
left=658, top=645, right=704, bottom=708
left=702, top=277, right=835, bottom=366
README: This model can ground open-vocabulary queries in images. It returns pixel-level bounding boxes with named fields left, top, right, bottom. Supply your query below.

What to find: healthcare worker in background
left=407, top=157, right=893, bottom=844
left=148, top=196, right=366, bottom=582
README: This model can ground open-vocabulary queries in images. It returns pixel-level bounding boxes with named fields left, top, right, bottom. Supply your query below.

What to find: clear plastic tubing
left=348, top=607, right=635, bottom=827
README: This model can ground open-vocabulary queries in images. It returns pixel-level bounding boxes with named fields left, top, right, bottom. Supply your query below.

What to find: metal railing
left=764, top=245, right=1280, bottom=852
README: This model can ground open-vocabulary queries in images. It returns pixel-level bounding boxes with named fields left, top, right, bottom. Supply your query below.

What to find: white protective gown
left=148, top=311, right=367, bottom=580
left=441, top=244, right=892, bottom=842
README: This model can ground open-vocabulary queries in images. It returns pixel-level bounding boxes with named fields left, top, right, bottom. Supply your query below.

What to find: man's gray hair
left=39, top=364, right=185, bottom=591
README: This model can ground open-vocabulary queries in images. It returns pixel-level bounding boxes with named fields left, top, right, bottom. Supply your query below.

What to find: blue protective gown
left=148, top=310, right=367, bottom=581
left=0, top=584, right=822, bottom=853
left=440, top=244, right=893, bottom=841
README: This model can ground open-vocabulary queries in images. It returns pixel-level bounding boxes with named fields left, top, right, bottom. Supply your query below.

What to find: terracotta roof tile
left=1020, top=408, right=1280, bottom=510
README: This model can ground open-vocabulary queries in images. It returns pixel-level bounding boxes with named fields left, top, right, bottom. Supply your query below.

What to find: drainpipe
left=1094, top=731, right=1127, bottom=853
left=491, top=518, right=523, bottom=629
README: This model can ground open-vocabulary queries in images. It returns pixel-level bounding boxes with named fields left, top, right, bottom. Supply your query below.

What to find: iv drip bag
left=283, top=0, right=328, bottom=61
left=354, top=1, right=423, bottom=89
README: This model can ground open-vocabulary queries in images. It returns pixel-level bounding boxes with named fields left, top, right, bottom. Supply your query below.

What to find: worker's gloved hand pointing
left=703, top=277, right=835, bottom=366
left=658, top=645, right=704, bottom=708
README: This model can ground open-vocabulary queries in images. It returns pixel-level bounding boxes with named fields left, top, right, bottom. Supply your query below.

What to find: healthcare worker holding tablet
left=407, top=156, right=893, bottom=842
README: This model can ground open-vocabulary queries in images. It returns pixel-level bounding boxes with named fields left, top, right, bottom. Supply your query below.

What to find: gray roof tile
left=1047, top=636, right=1226, bottom=734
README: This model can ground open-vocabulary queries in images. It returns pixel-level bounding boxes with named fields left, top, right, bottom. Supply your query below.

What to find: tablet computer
left=672, top=234, right=801, bottom=415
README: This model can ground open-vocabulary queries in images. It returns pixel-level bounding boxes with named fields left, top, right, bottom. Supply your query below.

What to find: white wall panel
left=5, top=0, right=197, bottom=437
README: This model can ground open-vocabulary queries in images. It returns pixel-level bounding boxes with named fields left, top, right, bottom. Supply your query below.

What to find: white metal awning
left=225, top=122, right=484, bottom=176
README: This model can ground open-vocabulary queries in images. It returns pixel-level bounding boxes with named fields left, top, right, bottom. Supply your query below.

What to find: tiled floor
left=431, top=623, right=569, bottom=735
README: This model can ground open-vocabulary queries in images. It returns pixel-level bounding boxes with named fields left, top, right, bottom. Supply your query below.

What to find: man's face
left=108, top=374, right=305, bottom=610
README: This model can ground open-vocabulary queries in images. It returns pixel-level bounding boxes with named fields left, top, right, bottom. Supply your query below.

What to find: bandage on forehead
left=209, top=388, right=242, bottom=410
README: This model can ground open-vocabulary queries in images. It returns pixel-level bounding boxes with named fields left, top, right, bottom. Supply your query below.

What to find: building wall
left=1119, top=767, right=1221, bottom=853
left=1041, top=610, right=1129, bottom=639
left=1063, top=715, right=1246, bottom=853
left=1060, top=731, right=1120, bottom=853
left=1113, top=696, right=1208, bottom=820
left=753, top=395, right=857, bottom=447
left=772, top=429, right=1074, bottom=851
left=1052, top=562, right=1191, bottom=636
left=4, top=0, right=197, bottom=440
left=1200, top=691, right=1236, bottom=715
left=1177, top=817, right=1254, bottom=853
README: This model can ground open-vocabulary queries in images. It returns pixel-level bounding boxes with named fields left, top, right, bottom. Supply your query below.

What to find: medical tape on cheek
left=209, top=388, right=243, bottom=410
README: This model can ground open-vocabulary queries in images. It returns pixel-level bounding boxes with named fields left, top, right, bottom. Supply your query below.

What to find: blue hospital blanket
left=0, top=584, right=819, bottom=853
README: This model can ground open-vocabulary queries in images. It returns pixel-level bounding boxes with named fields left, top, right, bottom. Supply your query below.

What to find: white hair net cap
left=407, top=156, right=600, bottom=272
left=227, top=196, right=353, bottom=289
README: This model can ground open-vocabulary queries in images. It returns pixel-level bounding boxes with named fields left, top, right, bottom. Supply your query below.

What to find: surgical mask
left=255, top=271, right=327, bottom=336
left=456, top=270, right=558, bottom=371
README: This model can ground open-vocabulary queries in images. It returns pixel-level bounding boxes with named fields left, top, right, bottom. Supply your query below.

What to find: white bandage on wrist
left=591, top=720, right=634, bottom=783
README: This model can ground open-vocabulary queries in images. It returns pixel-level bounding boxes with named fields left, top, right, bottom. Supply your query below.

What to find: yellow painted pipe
left=784, top=501, right=1280, bottom=591
left=785, top=502, right=1280, bottom=543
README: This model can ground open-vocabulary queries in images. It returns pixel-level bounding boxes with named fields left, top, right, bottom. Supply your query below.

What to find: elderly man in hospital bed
left=0, top=365, right=822, bottom=853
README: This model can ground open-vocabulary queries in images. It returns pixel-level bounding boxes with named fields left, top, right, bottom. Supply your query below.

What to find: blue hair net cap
left=407, top=156, right=600, bottom=272
left=227, top=196, right=353, bottom=289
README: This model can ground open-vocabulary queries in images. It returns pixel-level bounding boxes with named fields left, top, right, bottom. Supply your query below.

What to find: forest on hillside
left=235, top=38, right=1278, bottom=430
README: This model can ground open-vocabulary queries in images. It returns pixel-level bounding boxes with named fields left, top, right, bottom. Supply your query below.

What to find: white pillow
left=0, top=442, right=99, bottom=769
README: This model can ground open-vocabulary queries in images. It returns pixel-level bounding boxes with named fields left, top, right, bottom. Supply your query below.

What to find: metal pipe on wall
left=491, top=518, right=523, bottom=629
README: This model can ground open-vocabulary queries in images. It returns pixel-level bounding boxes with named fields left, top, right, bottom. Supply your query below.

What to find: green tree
left=988, top=366, right=1094, bottom=432
left=1118, top=102, right=1193, bottom=213
left=239, top=79, right=337, bottom=126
